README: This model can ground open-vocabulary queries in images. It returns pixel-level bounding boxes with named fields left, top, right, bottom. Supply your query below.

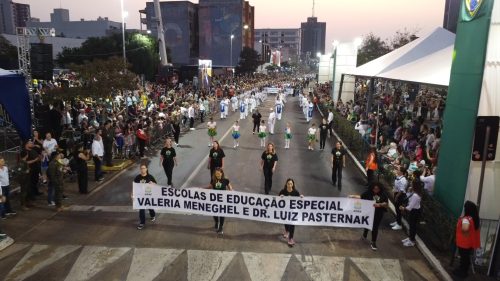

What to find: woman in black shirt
left=160, top=138, right=177, bottom=187
left=134, top=164, right=157, bottom=230
left=207, top=140, right=225, bottom=181
left=279, top=179, right=303, bottom=246
left=261, top=142, right=278, bottom=194
left=350, top=182, right=388, bottom=251
left=206, top=168, right=233, bottom=235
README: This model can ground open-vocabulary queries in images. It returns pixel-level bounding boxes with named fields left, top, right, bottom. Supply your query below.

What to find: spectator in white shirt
left=420, top=166, right=436, bottom=195
left=43, top=133, right=58, bottom=154
left=188, top=104, right=196, bottom=130
left=92, top=130, right=104, bottom=182
left=0, top=157, right=15, bottom=218
left=391, top=167, right=408, bottom=230
left=327, top=108, right=334, bottom=137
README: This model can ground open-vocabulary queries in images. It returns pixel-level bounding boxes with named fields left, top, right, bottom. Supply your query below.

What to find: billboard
left=199, top=60, right=212, bottom=89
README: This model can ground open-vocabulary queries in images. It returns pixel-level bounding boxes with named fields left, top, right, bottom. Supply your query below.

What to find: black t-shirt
left=279, top=188, right=300, bottom=197
left=26, top=148, right=40, bottom=168
left=361, top=190, right=388, bottom=213
left=319, top=124, right=329, bottom=135
left=161, top=147, right=177, bottom=166
left=331, top=148, right=346, bottom=165
left=261, top=152, right=278, bottom=170
left=209, top=148, right=225, bottom=168
left=252, top=112, right=262, bottom=123
left=211, top=178, right=230, bottom=190
left=134, top=174, right=157, bottom=184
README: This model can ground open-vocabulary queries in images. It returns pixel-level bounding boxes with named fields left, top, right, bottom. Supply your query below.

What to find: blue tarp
left=0, top=70, right=32, bottom=140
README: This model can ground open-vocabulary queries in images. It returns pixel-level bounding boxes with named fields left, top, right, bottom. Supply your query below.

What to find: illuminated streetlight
left=243, top=24, right=249, bottom=29
left=230, top=34, right=235, bottom=67
left=146, top=30, right=151, bottom=34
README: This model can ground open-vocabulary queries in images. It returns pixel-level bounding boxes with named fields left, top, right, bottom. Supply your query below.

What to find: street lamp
left=243, top=24, right=249, bottom=30
left=331, top=40, right=339, bottom=100
left=230, top=34, right=234, bottom=67
left=120, top=0, right=127, bottom=70
left=146, top=30, right=151, bottom=34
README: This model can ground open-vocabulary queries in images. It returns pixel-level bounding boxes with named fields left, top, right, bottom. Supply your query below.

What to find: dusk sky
left=19, top=0, right=445, bottom=48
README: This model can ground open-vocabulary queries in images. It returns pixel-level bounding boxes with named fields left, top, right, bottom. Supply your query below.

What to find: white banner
left=133, top=183, right=375, bottom=229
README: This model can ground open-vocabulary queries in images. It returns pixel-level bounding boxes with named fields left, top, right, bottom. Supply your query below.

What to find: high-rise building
left=27, top=9, right=121, bottom=39
left=300, top=17, right=326, bottom=59
left=0, top=0, right=31, bottom=34
left=443, top=0, right=461, bottom=33
left=142, top=1, right=199, bottom=65
left=254, top=28, right=301, bottom=63
left=198, top=0, right=254, bottom=67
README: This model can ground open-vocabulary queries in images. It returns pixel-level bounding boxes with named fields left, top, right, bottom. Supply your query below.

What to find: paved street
left=0, top=95, right=441, bottom=281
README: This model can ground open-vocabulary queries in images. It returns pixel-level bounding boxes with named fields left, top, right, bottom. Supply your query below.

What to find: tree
left=45, top=56, right=137, bottom=102
left=389, top=28, right=419, bottom=50
left=356, top=33, right=390, bottom=67
left=236, top=47, right=260, bottom=74
left=0, top=35, right=18, bottom=69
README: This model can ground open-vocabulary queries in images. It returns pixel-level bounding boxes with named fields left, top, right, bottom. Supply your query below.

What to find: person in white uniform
left=275, top=97, right=284, bottom=120
left=231, top=95, right=239, bottom=112
left=239, top=98, right=246, bottom=120
left=307, top=100, right=314, bottom=122
left=268, top=108, right=276, bottom=135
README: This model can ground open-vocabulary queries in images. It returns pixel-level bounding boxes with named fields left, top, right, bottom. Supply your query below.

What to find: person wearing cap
left=268, top=108, right=276, bottom=135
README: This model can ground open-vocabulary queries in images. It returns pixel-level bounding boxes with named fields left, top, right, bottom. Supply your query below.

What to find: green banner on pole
left=434, top=0, right=494, bottom=217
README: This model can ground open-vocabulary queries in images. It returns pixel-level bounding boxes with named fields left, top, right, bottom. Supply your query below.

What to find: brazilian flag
left=434, top=0, right=494, bottom=217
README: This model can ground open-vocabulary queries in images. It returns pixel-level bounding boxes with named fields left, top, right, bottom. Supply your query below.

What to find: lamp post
left=120, top=0, right=127, bottom=71
left=331, top=40, right=339, bottom=100
left=230, top=34, right=234, bottom=67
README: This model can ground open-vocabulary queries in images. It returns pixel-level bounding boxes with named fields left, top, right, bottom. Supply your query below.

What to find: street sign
left=472, top=116, right=499, bottom=161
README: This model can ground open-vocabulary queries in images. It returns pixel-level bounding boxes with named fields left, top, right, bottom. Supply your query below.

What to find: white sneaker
left=390, top=221, right=398, bottom=227
left=392, top=224, right=402, bottom=230
left=402, top=237, right=410, bottom=243
left=403, top=240, right=415, bottom=247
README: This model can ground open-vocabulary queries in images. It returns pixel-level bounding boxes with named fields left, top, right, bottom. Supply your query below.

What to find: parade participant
left=219, top=98, right=227, bottom=120
left=207, top=140, right=225, bottom=181
left=239, top=98, right=246, bottom=120
left=258, top=120, right=267, bottom=147
left=268, top=108, right=276, bottom=135
left=331, top=141, right=346, bottom=190
left=206, top=168, right=233, bottom=235
left=307, top=99, right=314, bottom=122
left=365, top=147, right=378, bottom=186
left=133, top=164, right=157, bottom=230
left=47, top=152, right=65, bottom=212
left=279, top=178, right=304, bottom=246
left=284, top=122, right=292, bottom=149
left=188, top=103, right=196, bottom=130
left=391, top=167, right=408, bottom=230
left=275, top=96, right=284, bottom=120
left=244, top=96, right=250, bottom=118
left=207, top=117, right=217, bottom=147
left=252, top=109, right=262, bottom=134
left=250, top=94, right=257, bottom=113
left=319, top=118, right=329, bottom=150
left=261, top=142, right=278, bottom=194
left=91, top=131, right=104, bottom=182
left=224, top=96, right=230, bottom=118
left=350, top=182, right=388, bottom=251
left=453, top=201, right=481, bottom=278
left=160, top=138, right=177, bottom=187
left=307, top=123, right=318, bottom=150
left=199, top=98, right=206, bottom=123
left=231, top=95, right=238, bottom=112
left=0, top=157, right=16, bottom=218
left=327, top=108, right=334, bottom=137
left=74, top=144, right=90, bottom=194
left=232, top=121, right=241, bottom=148
left=400, top=180, right=423, bottom=247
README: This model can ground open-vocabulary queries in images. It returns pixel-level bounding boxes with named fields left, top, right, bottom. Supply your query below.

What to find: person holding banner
left=206, top=168, right=233, bottom=235
left=350, top=182, right=388, bottom=251
left=134, top=164, right=157, bottom=230
left=207, top=141, right=225, bottom=181
left=207, top=117, right=217, bottom=147
left=261, top=143, right=278, bottom=194
left=160, top=138, right=177, bottom=187
left=279, top=179, right=304, bottom=246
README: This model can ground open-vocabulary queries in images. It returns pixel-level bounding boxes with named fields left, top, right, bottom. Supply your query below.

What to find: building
left=0, top=0, right=31, bottom=34
left=198, top=0, right=254, bottom=67
left=300, top=17, right=326, bottom=59
left=141, top=1, right=199, bottom=66
left=254, top=28, right=301, bottom=63
left=27, top=8, right=121, bottom=39
left=443, top=0, right=461, bottom=33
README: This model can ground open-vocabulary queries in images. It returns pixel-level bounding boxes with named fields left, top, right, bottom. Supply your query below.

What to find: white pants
left=240, top=112, right=245, bottom=119
left=285, top=139, right=290, bottom=148
left=260, top=137, right=266, bottom=147
left=276, top=113, right=282, bottom=120
left=268, top=123, right=275, bottom=134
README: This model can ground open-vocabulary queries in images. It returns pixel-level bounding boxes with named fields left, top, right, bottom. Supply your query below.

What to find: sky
left=19, top=0, right=446, bottom=48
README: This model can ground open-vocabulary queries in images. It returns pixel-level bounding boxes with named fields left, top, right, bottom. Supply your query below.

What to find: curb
left=0, top=236, right=14, bottom=252
left=316, top=103, right=452, bottom=281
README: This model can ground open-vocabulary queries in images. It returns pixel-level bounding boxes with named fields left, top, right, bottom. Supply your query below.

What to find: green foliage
left=57, top=32, right=166, bottom=81
left=45, top=57, right=137, bottom=102
left=236, top=47, right=261, bottom=74
left=0, top=35, right=18, bottom=69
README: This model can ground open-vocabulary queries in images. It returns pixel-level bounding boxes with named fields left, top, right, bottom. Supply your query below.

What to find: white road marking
left=299, top=255, right=345, bottom=281
left=126, top=248, right=184, bottom=281
left=64, top=246, right=131, bottom=281
left=350, top=257, right=404, bottom=281
left=5, top=244, right=80, bottom=281
left=187, top=249, right=236, bottom=281
left=242, top=252, right=291, bottom=281
left=0, top=241, right=26, bottom=260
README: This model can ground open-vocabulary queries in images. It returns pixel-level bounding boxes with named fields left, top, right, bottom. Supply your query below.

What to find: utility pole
left=154, top=0, right=168, bottom=66
left=312, top=0, right=315, bottom=17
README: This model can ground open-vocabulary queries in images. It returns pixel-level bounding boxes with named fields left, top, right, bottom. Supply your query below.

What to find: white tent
left=345, top=27, right=455, bottom=86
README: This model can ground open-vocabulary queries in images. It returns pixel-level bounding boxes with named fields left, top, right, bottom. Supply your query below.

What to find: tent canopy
left=0, top=68, right=32, bottom=140
left=345, top=27, right=455, bottom=86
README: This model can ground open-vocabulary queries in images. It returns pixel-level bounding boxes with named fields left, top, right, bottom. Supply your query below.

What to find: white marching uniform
left=275, top=99, right=284, bottom=120
left=268, top=112, right=276, bottom=134
left=239, top=100, right=246, bottom=120
left=307, top=101, right=314, bottom=122
left=224, top=98, right=230, bottom=118
left=220, top=100, right=227, bottom=119
left=231, top=96, right=238, bottom=112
